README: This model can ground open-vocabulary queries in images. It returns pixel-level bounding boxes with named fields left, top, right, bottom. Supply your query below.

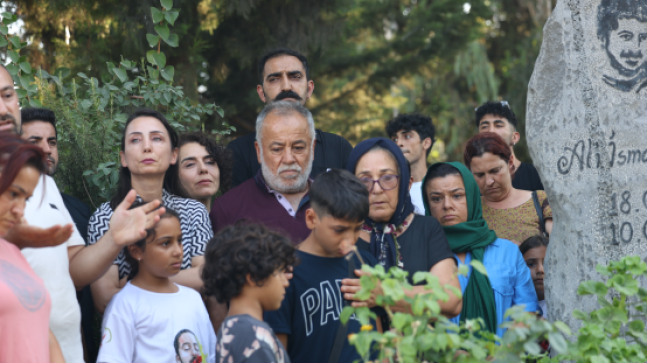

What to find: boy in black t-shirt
left=202, top=223, right=298, bottom=363
left=264, top=169, right=381, bottom=363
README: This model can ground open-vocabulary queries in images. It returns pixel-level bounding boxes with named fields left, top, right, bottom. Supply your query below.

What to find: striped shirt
left=87, top=190, right=213, bottom=279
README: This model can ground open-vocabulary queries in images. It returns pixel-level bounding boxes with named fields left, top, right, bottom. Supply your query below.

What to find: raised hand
left=109, top=189, right=166, bottom=247
left=5, top=221, right=74, bottom=249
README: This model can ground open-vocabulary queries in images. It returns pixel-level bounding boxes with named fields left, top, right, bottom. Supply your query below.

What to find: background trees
left=8, top=0, right=555, bottom=200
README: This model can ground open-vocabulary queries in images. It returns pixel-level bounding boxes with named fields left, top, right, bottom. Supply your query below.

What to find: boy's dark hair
left=21, top=108, right=58, bottom=138
left=385, top=113, right=436, bottom=157
left=258, top=48, right=309, bottom=84
left=310, top=169, right=369, bottom=223
left=519, top=235, right=549, bottom=256
left=474, top=101, right=518, bottom=130
left=202, top=223, right=298, bottom=304
left=171, top=131, right=234, bottom=194
left=123, top=201, right=181, bottom=280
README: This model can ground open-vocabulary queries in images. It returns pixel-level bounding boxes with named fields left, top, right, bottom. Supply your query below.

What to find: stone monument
left=527, top=0, right=647, bottom=331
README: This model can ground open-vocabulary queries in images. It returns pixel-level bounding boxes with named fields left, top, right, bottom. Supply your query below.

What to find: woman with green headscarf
left=422, top=162, right=538, bottom=337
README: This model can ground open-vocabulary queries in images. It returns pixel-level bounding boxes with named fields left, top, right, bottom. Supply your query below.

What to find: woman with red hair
left=0, top=133, right=66, bottom=363
left=463, top=132, right=553, bottom=245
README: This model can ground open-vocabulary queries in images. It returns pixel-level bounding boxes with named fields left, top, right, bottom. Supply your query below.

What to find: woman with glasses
left=342, top=138, right=461, bottom=316
left=464, top=132, right=553, bottom=245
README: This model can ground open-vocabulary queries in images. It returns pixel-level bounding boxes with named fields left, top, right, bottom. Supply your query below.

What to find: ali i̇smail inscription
left=526, top=0, right=647, bottom=332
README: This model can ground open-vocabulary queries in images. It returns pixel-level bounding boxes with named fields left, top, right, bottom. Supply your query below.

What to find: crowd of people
left=0, top=47, right=551, bottom=363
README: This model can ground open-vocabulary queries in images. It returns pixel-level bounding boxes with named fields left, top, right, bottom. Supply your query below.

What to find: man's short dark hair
left=202, top=223, right=298, bottom=304
left=310, top=169, right=369, bottom=223
left=258, top=48, right=309, bottom=84
left=21, top=108, right=57, bottom=138
left=474, top=101, right=518, bottom=130
left=597, top=0, right=647, bottom=42
left=385, top=113, right=436, bottom=157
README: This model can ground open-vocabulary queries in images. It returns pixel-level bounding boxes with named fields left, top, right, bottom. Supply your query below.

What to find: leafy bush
left=342, top=254, right=647, bottom=362
left=342, top=257, right=568, bottom=363
left=551, top=255, right=647, bottom=363
left=1, top=0, right=232, bottom=208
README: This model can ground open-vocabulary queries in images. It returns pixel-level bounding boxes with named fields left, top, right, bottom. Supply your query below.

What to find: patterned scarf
left=347, top=138, right=415, bottom=271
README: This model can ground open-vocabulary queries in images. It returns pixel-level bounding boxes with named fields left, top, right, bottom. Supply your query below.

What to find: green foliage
left=1, top=2, right=231, bottom=208
left=13, top=0, right=553, bottom=163
left=344, top=255, right=647, bottom=362
left=550, top=256, right=647, bottom=363
left=342, top=259, right=565, bottom=363
left=0, top=11, right=40, bottom=107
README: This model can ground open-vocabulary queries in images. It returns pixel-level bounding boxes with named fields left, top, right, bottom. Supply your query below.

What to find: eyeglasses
left=475, top=100, right=510, bottom=112
left=359, top=175, right=399, bottom=191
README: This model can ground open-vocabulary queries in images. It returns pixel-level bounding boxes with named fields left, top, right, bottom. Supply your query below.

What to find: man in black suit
left=227, top=48, right=353, bottom=187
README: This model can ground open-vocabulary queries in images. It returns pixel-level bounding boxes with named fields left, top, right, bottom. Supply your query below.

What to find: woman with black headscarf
left=341, top=138, right=461, bottom=316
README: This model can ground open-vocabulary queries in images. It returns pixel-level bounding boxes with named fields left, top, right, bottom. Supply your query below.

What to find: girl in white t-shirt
left=97, top=207, right=216, bottom=363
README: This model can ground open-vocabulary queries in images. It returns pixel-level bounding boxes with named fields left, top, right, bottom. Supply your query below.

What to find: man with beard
left=20, top=108, right=92, bottom=241
left=227, top=48, right=352, bottom=188
left=598, top=0, right=647, bottom=92
left=475, top=101, right=544, bottom=191
left=0, top=63, right=166, bottom=363
left=211, top=101, right=314, bottom=243
left=174, top=330, right=204, bottom=363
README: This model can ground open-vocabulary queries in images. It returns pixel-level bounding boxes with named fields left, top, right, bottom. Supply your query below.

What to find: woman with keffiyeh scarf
left=340, top=138, right=461, bottom=317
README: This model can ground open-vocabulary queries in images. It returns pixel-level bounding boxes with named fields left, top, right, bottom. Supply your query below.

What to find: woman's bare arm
left=49, top=329, right=66, bottom=363
left=545, top=218, right=553, bottom=236
left=90, top=265, right=125, bottom=314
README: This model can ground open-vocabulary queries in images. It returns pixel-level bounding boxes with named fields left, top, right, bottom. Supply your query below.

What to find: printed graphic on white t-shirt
left=98, top=282, right=216, bottom=363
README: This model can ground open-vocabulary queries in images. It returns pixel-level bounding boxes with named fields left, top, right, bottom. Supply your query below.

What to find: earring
left=138, top=258, right=141, bottom=261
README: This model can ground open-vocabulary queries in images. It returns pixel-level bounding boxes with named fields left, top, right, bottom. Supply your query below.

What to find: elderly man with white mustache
left=210, top=101, right=316, bottom=244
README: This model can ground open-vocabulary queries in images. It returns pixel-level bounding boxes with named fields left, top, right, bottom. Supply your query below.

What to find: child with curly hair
left=97, top=206, right=216, bottom=363
left=202, top=223, right=297, bottom=363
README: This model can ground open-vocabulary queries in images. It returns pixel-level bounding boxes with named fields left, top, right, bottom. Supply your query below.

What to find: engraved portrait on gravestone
left=597, top=0, right=647, bottom=92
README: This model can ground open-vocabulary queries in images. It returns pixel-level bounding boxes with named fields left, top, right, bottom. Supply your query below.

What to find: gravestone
left=527, top=0, right=647, bottom=330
